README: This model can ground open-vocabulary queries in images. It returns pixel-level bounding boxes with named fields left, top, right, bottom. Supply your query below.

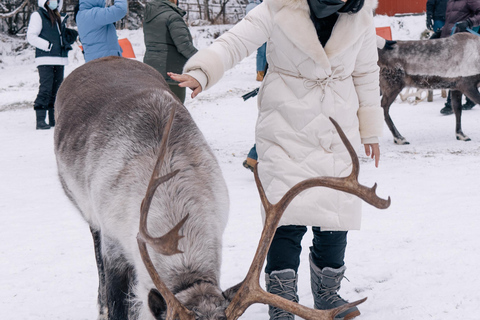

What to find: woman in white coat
left=170, top=0, right=382, bottom=319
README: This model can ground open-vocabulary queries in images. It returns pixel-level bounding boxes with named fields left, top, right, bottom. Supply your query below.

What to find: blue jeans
left=256, top=43, right=267, bottom=72
left=247, top=144, right=257, bottom=160
left=433, top=20, right=444, bottom=33
left=265, top=225, right=348, bottom=273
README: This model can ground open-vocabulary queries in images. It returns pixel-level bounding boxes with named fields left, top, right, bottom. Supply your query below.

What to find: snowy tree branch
left=0, top=0, right=29, bottom=19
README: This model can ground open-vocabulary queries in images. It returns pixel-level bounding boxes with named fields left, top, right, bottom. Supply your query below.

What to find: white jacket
left=184, top=0, right=383, bottom=230
left=27, top=0, right=68, bottom=66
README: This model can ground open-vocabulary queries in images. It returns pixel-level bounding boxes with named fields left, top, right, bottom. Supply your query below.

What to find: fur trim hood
left=38, top=0, right=64, bottom=11
left=260, top=0, right=378, bottom=68
left=265, top=0, right=378, bottom=14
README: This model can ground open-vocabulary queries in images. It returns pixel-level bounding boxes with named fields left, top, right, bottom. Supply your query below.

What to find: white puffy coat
left=184, top=0, right=383, bottom=231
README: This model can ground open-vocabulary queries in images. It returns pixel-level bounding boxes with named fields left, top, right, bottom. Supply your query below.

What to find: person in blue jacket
left=76, top=0, right=127, bottom=62
left=245, top=0, right=267, bottom=81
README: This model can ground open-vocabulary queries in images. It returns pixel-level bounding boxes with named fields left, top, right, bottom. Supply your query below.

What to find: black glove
left=384, top=40, right=397, bottom=50
left=242, top=88, right=259, bottom=101
left=426, top=18, right=433, bottom=31
left=455, top=20, right=472, bottom=33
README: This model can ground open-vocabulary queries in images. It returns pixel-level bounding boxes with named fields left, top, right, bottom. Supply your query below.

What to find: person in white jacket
left=170, top=0, right=382, bottom=319
left=27, top=0, right=70, bottom=130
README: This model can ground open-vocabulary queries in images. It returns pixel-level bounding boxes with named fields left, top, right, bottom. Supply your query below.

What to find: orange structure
left=375, top=26, right=392, bottom=40
left=78, top=38, right=136, bottom=59
left=118, top=38, right=136, bottom=58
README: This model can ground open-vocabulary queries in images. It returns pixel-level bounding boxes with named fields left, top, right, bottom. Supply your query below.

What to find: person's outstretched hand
left=168, top=72, right=202, bottom=98
left=364, top=143, right=380, bottom=168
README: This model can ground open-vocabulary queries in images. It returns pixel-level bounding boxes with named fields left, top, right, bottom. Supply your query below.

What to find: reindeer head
left=137, top=105, right=390, bottom=320
left=147, top=285, right=238, bottom=320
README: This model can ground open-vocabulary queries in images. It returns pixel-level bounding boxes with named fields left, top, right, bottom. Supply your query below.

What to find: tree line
left=0, top=0, right=248, bottom=35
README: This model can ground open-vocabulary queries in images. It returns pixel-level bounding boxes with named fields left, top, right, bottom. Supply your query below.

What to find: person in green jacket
left=143, top=0, right=197, bottom=103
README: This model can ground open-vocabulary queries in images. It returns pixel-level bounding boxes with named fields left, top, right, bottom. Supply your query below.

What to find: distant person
left=76, top=0, right=127, bottom=63
left=242, top=0, right=267, bottom=170
left=27, top=0, right=76, bottom=130
left=246, top=0, right=267, bottom=81
left=143, top=0, right=197, bottom=103
left=440, top=0, right=480, bottom=115
left=426, top=0, right=448, bottom=33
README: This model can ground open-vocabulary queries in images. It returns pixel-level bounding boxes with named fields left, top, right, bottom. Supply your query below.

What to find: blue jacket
left=76, top=0, right=127, bottom=62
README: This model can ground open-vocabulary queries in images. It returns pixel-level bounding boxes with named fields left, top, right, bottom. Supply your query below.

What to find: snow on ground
left=1, top=14, right=480, bottom=320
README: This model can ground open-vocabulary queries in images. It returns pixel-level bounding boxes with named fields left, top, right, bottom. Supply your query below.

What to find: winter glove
left=384, top=40, right=397, bottom=50
left=63, top=28, right=78, bottom=46
left=426, top=18, right=433, bottom=31
left=455, top=20, right=473, bottom=33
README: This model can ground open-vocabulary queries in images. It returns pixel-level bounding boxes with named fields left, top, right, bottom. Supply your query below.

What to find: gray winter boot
left=265, top=269, right=298, bottom=320
left=310, top=255, right=360, bottom=320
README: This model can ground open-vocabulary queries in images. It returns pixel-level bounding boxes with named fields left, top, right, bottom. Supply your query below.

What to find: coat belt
left=268, top=66, right=349, bottom=102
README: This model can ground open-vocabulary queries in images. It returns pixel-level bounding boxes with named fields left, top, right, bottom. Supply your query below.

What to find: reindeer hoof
left=394, top=138, right=410, bottom=145
left=456, top=133, right=471, bottom=141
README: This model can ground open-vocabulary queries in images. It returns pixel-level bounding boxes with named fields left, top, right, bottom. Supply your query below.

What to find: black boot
left=462, top=97, right=475, bottom=110
left=35, top=109, right=51, bottom=130
left=440, top=92, right=453, bottom=115
left=48, top=108, right=55, bottom=127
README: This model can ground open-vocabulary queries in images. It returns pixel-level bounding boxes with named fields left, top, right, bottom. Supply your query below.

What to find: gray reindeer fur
left=54, top=56, right=231, bottom=320
left=377, top=32, right=480, bottom=144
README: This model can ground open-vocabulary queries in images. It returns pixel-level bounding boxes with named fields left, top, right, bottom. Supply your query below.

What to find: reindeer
left=54, top=56, right=390, bottom=320
left=377, top=32, right=480, bottom=144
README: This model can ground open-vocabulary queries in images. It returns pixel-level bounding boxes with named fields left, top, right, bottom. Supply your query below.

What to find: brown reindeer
left=54, top=56, right=390, bottom=320
left=378, top=32, right=480, bottom=144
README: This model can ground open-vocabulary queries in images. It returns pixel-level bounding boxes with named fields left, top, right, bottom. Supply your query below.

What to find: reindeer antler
left=136, top=105, right=195, bottom=320
left=225, top=117, right=390, bottom=320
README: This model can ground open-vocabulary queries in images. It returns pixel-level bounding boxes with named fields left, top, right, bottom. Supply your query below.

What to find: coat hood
left=79, top=0, right=107, bottom=10
left=266, top=0, right=377, bottom=12
left=38, top=0, right=64, bottom=12
left=144, top=0, right=186, bottom=23
left=263, top=0, right=377, bottom=68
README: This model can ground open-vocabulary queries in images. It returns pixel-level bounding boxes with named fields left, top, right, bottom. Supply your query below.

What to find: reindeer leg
left=451, top=90, right=470, bottom=141
left=462, top=84, right=480, bottom=110
left=381, top=85, right=409, bottom=144
left=102, top=236, right=135, bottom=320
left=90, top=227, right=108, bottom=320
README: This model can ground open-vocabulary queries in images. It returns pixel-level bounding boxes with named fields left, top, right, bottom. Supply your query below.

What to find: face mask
left=47, top=0, right=58, bottom=10
left=308, top=0, right=346, bottom=19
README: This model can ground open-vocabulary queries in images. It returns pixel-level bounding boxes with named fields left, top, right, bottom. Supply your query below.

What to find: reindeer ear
left=148, top=288, right=167, bottom=319
left=222, top=282, right=243, bottom=302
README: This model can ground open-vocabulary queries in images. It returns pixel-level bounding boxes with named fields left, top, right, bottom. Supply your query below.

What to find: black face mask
left=308, top=0, right=346, bottom=19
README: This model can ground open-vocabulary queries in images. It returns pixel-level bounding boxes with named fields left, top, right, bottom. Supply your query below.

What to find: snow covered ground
left=1, top=14, right=480, bottom=320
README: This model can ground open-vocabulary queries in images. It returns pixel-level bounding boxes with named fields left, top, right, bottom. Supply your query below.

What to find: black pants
left=265, top=225, right=347, bottom=274
left=168, top=83, right=186, bottom=104
left=34, top=65, right=64, bottom=110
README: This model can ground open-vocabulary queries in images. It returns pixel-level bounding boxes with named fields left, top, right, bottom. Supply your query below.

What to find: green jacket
left=143, top=0, right=197, bottom=84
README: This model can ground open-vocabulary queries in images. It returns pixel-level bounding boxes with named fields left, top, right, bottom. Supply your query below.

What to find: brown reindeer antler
left=136, top=104, right=195, bottom=320
left=225, top=117, right=390, bottom=320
